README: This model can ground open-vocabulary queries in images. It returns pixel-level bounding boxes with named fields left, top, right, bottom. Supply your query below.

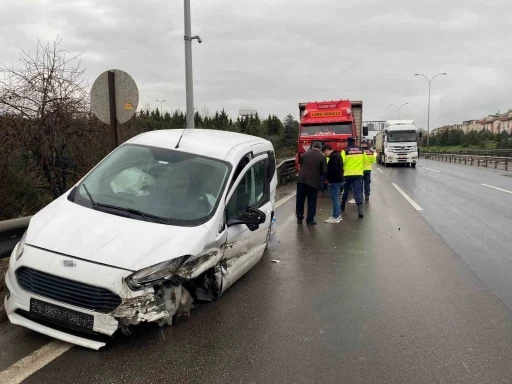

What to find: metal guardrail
left=422, top=153, right=511, bottom=171
left=276, top=158, right=296, bottom=185
left=422, top=149, right=512, bottom=157
left=0, top=216, right=31, bottom=259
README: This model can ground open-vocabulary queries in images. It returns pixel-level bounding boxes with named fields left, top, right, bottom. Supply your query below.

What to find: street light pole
left=184, top=0, right=202, bottom=129
left=156, top=99, right=165, bottom=114
left=415, top=73, right=447, bottom=151
left=390, top=103, right=409, bottom=120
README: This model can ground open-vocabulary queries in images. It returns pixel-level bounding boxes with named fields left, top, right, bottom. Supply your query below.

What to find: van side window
left=227, top=158, right=268, bottom=219
left=228, top=155, right=250, bottom=192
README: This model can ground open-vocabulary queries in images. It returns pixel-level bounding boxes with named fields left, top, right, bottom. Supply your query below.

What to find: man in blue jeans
left=322, top=144, right=344, bottom=223
left=296, top=141, right=327, bottom=225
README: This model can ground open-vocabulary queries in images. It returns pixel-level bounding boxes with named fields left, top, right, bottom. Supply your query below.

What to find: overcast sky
left=1, top=0, right=511, bottom=129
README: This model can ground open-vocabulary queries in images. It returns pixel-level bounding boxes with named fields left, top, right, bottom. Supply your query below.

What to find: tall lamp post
left=414, top=72, right=447, bottom=150
left=390, top=103, right=408, bottom=119
left=156, top=99, right=165, bottom=114
left=184, top=0, right=202, bottom=128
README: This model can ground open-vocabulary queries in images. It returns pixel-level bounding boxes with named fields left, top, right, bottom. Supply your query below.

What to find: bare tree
left=0, top=38, right=101, bottom=201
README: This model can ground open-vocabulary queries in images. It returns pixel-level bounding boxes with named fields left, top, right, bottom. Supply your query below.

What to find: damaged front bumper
left=5, top=246, right=219, bottom=350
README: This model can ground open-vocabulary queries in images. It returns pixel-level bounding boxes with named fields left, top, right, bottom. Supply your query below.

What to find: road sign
left=91, top=69, right=138, bottom=125
left=90, top=69, right=139, bottom=149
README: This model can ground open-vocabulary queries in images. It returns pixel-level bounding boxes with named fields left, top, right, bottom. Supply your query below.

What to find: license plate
left=399, top=156, right=407, bottom=159
left=30, top=298, right=94, bottom=331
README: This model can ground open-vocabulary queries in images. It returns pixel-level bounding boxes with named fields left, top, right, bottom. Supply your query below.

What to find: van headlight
left=126, top=256, right=187, bottom=290
left=15, top=231, right=27, bottom=261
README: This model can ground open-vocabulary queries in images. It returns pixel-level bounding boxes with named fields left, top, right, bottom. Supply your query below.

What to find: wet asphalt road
left=388, top=159, right=512, bottom=309
left=2, top=162, right=512, bottom=383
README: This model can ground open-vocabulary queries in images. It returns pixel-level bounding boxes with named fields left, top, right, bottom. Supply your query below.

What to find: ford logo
left=62, top=260, right=76, bottom=268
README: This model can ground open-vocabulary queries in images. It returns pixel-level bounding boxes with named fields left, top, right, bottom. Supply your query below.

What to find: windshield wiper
left=82, top=184, right=97, bottom=208
left=94, top=203, right=168, bottom=224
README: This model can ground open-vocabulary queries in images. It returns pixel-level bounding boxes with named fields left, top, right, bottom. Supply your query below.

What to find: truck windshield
left=388, top=131, right=417, bottom=142
left=301, top=122, right=352, bottom=136
left=70, top=144, right=230, bottom=226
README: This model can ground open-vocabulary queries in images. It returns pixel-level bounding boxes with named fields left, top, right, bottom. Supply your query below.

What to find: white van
left=4, top=129, right=277, bottom=349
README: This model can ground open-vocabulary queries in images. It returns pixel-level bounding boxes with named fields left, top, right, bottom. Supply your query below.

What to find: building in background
left=432, top=125, right=454, bottom=135
left=478, top=113, right=502, bottom=133
left=431, top=108, right=512, bottom=135
left=461, top=120, right=481, bottom=133
left=239, top=108, right=257, bottom=118
left=496, top=110, right=512, bottom=133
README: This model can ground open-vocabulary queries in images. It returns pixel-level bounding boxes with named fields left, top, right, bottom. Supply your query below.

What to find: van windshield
left=71, top=144, right=231, bottom=226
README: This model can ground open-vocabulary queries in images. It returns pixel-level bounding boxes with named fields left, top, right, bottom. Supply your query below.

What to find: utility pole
left=415, top=73, right=447, bottom=151
left=184, top=0, right=202, bottom=129
left=156, top=99, right=165, bottom=115
left=390, top=103, right=409, bottom=120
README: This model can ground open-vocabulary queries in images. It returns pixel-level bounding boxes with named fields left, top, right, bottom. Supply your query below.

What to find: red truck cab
left=296, top=100, right=364, bottom=172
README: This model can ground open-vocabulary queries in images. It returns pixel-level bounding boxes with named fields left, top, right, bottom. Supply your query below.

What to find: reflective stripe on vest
left=341, top=147, right=366, bottom=176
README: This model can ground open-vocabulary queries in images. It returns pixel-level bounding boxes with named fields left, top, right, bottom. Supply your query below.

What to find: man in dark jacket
left=296, top=141, right=327, bottom=225
left=322, top=144, right=344, bottom=223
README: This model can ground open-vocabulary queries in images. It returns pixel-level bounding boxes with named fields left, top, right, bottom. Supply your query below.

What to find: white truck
left=375, top=120, right=421, bottom=168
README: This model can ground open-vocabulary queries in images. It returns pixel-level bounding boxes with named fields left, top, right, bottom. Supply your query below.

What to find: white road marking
left=275, top=191, right=297, bottom=208
left=421, top=166, right=441, bottom=173
left=0, top=188, right=298, bottom=381
left=377, top=168, right=384, bottom=174
left=392, top=183, right=423, bottom=211
left=0, top=340, right=72, bottom=384
left=481, top=184, right=512, bottom=195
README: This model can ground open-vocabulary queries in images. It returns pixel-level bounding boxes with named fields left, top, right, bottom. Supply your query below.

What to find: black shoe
left=357, top=204, right=364, bottom=218
left=365, top=196, right=369, bottom=201
left=297, top=218, right=303, bottom=225
left=307, top=220, right=317, bottom=226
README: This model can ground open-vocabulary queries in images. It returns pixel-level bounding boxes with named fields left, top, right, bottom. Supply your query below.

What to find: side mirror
left=384, top=129, right=388, bottom=134
left=227, top=207, right=266, bottom=231
left=418, top=132, right=423, bottom=139
left=363, top=126, right=369, bottom=137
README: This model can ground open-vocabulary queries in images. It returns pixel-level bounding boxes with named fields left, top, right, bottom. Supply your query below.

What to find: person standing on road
left=341, top=137, right=368, bottom=218
left=319, top=155, right=330, bottom=198
left=361, top=138, right=376, bottom=202
left=322, top=144, right=344, bottom=223
left=296, top=141, right=327, bottom=225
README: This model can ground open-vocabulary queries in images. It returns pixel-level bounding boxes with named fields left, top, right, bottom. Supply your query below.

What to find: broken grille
left=16, top=266, right=122, bottom=313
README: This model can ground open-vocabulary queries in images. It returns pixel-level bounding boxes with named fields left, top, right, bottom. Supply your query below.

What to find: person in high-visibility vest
left=341, top=137, right=368, bottom=218
left=361, top=138, right=376, bottom=202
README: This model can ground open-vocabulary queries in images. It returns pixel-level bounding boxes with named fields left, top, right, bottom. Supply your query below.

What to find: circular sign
left=90, top=69, right=139, bottom=125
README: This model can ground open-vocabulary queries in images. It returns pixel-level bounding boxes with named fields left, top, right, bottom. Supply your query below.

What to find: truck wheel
left=411, top=163, right=416, bottom=168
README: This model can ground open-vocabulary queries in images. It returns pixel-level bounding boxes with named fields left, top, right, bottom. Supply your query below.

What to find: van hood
left=26, top=197, right=211, bottom=271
